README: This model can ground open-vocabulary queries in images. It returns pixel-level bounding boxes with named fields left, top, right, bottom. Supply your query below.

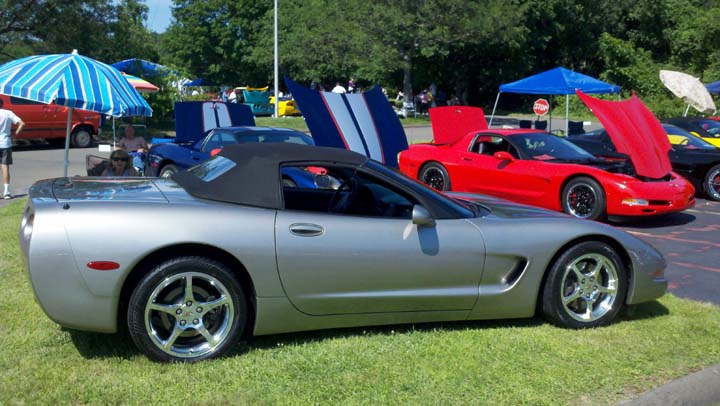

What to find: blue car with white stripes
left=145, top=126, right=317, bottom=187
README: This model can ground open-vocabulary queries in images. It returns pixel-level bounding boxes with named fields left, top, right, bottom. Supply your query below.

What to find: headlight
left=621, top=198, right=649, bottom=206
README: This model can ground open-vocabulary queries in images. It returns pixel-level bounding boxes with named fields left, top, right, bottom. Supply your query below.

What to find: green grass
left=1, top=199, right=719, bottom=405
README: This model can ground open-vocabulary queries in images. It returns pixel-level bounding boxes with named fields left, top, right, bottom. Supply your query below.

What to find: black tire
left=561, top=177, right=606, bottom=220
left=542, top=241, right=627, bottom=329
left=418, top=162, right=451, bottom=191
left=127, top=256, right=247, bottom=362
left=159, top=164, right=178, bottom=178
left=703, top=164, right=720, bottom=201
left=71, top=127, right=93, bottom=148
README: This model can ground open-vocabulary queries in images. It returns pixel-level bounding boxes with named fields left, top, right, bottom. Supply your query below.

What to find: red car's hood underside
left=430, top=106, right=488, bottom=145
left=577, top=90, right=672, bottom=179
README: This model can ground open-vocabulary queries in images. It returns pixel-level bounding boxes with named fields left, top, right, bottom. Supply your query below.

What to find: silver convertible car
left=20, top=143, right=667, bottom=362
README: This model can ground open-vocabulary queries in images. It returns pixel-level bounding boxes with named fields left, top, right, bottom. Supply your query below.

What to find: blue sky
left=145, top=0, right=173, bottom=33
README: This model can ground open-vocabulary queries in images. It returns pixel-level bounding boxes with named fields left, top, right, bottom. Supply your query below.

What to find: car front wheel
left=561, top=177, right=606, bottom=220
left=419, top=162, right=451, bottom=191
left=704, top=164, right=720, bottom=201
left=159, top=164, right=177, bottom=178
left=542, top=241, right=627, bottom=328
left=127, top=257, right=247, bottom=362
left=71, top=127, right=93, bottom=148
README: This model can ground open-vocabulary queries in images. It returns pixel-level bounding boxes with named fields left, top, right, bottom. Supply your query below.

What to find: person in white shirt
left=331, top=82, right=347, bottom=94
left=0, top=98, right=25, bottom=199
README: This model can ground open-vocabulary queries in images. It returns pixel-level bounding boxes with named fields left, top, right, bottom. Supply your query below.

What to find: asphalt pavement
left=1, top=122, right=718, bottom=405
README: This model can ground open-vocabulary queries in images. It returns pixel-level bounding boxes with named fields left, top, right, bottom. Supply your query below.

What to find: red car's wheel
left=419, top=162, right=451, bottom=191
left=704, top=164, right=720, bottom=201
left=561, top=177, right=606, bottom=220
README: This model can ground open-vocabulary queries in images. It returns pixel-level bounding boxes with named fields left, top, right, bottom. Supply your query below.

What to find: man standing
left=0, top=98, right=25, bottom=199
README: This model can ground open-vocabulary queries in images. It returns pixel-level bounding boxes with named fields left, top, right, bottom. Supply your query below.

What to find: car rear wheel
left=159, top=164, right=177, bottom=178
left=704, top=164, right=720, bottom=201
left=419, top=162, right=451, bottom=191
left=542, top=241, right=627, bottom=328
left=127, top=257, right=247, bottom=362
left=561, top=177, right=606, bottom=220
left=71, top=127, right=93, bottom=148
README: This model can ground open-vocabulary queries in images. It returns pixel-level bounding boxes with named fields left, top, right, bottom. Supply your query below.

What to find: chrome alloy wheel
left=707, top=167, right=720, bottom=201
left=565, top=183, right=597, bottom=218
left=422, top=167, right=446, bottom=190
left=144, top=272, right=234, bottom=359
left=560, top=253, right=619, bottom=322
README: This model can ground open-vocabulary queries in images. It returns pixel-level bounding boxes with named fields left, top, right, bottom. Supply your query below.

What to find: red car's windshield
left=507, top=132, right=597, bottom=162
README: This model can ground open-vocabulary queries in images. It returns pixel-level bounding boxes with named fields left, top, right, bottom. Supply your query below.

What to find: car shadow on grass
left=234, top=300, right=670, bottom=356
left=65, top=300, right=669, bottom=361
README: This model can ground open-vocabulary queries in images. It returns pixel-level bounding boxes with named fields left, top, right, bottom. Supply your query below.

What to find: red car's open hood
left=429, top=106, right=488, bottom=145
left=577, top=91, right=672, bottom=179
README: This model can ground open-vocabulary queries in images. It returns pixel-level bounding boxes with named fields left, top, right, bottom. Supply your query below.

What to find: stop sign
left=533, top=99, right=550, bottom=116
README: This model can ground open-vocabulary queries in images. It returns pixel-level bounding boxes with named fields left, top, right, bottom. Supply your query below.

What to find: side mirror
left=493, top=151, right=515, bottom=161
left=412, top=205, right=436, bottom=227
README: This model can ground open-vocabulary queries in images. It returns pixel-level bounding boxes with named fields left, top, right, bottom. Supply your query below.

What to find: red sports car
left=399, top=93, right=695, bottom=220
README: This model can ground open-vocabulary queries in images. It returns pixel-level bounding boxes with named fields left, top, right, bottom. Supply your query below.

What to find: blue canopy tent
left=183, top=78, right=217, bottom=87
left=489, top=67, right=621, bottom=134
left=111, top=58, right=167, bottom=77
left=706, top=80, right=720, bottom=94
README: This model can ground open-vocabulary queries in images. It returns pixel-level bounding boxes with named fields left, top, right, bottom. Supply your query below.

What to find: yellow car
left=269, top=96, right=301, bottom=117
left=663, top=117, right=720, bottom=147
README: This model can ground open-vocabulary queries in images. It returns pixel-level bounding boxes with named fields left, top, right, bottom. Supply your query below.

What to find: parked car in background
left=0, top=94, right=101, bottom=147
left=269, top=95, right=301, bottom=117
left=399, top=104, right=695, bottom=221
left=663, top=117, right=720, bottom=147
left=20, top=143, right=668, bottom=362
left=568, top=124, right=720, bottom=201
left=145, top=126, right=315, bottom=179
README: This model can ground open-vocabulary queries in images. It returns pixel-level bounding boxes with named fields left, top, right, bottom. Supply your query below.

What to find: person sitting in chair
left=102, top=149, right=138, bottom=176
left=116, top=125, right=147, bottom=172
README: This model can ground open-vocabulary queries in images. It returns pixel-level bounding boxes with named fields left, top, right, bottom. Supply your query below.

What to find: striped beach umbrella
left=0, top=50, right=153, bottom=176
left=122, top=72, right=159, bottom=93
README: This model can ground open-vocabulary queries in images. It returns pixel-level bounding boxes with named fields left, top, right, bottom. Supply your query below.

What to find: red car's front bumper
left=606, top=175, right=695, bottom=216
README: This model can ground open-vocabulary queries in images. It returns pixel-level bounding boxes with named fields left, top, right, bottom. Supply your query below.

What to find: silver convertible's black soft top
left=173, top=143, right=368, bottom=208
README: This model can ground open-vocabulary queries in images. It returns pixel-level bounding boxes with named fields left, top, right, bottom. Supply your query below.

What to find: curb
left=619, top=364, right=720, bottom=405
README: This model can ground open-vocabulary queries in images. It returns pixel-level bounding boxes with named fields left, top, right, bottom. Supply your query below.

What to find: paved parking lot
left=2, top=140, right=718, bottom=306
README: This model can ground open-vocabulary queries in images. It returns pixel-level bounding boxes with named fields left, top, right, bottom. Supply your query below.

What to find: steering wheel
left=328, top=178, right=357, bottom=213
left=680, top=138, right=690, bottom=146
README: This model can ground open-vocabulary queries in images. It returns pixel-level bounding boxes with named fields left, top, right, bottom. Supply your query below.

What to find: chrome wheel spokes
left=423, top=168, right=445, bottom=190
left=144, top=272, right=234, bottom=358
left=708, top=168, right=720, bottom=200
left=566, top=184, right=596, bottom=218
left=560, top=253, right=619, bottom=322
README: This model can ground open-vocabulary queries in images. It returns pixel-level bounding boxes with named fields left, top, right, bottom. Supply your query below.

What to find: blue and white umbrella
left=0, top=50, right=153, bottom=176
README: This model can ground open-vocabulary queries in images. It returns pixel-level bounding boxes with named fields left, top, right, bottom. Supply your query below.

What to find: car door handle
left=289, top=223, right=324, bottom=237
left=461, top=157, right=473, bottom=161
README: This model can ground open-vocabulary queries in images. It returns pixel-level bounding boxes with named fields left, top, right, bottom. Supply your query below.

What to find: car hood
left=429, top=106, right=488, bottom=145
left=448, top=192, right=569, bottom=219
left=577, top=91, right=672, bottom=179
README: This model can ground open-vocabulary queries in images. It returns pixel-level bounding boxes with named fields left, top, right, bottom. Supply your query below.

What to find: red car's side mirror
left=493, top=151, right=515, bottom=161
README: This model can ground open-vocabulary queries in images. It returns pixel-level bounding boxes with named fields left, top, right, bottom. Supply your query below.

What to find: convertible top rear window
left=187, top=156, right=237, bottom=182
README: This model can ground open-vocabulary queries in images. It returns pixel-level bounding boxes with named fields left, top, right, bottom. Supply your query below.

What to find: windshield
left=663, top=124, right=716, bottom=150
left=508, top=132, right=596, bottom=162
left=234, top=131, right=314, bottom=145
left=696, top=119, right=720, bottom=137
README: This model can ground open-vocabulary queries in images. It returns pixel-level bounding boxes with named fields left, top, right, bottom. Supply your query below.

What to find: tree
left=162, top=0, right=273, bottom=86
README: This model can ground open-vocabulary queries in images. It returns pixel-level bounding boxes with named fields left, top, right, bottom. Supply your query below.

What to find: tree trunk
left=402, top=53, right=413, bottom=102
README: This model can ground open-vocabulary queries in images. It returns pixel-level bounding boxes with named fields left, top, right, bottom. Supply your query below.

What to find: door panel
left=275, top=211, right=485, bottom=315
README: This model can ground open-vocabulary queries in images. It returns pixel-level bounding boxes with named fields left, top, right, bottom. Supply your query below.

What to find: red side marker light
left=87, top=261, right=120, bottom=271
